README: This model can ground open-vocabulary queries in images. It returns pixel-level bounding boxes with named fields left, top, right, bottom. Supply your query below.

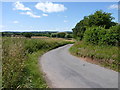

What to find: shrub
left=83, top=25, right=120, bottom=46
left=50, top=33, right=57, bottom=37
left=103, top=25, right=120, bottom=46
left=57, top=32, right=66, bottom=38
left=83, top=26, right=105, bottom=45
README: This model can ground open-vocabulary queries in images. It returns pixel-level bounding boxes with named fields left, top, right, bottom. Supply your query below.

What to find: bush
left=51, top=32, right=67, bottom=38
left=83, top=25, right=120, bottom=46
left=50, top=33, right=57, bottom=37
left=83, top=26, right=105, bottom=45
left=57, top=32, right=66, bottom=38
left=103, top=25, right=120, bottom=46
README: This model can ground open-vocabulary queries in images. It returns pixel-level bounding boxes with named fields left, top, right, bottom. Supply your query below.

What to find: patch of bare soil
left=78, top=56, right=117, bottom=71
left=79, top=56, right=101, bottom=65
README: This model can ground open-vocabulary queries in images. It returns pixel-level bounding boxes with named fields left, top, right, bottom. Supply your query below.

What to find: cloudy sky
left=1, top=2, right=118, bottom=32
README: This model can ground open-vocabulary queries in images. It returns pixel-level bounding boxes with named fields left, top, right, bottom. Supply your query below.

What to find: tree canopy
left=72, top=10, right=117, bottom=40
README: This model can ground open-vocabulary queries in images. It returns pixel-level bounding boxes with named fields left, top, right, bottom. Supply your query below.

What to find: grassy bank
left=2, top=37, right=73, bottom=88
left=21, top=50, right=48, bottom=88
left=69, top=41, right=119, bottom=72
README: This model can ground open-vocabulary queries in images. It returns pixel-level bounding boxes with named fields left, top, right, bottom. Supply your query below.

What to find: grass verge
left=69, top=41, right=119, bottom=72
left=2, top=37, right=73, bottom=88
left=21, top=49, right=48, bottom=88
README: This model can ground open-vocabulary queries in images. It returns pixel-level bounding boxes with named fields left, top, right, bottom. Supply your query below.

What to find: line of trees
left=72, top=10, right=120, bottom=46
left=50, top=32, right=73, bottom=38
left=2, top=32, right=55, bottom=37
left=2, top=31, right=73, bottom=39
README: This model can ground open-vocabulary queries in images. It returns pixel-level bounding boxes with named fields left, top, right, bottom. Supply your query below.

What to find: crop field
left=2, top=37, right=73, bottom=88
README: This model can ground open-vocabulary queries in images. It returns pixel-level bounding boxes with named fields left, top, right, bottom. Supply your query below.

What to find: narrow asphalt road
left=40, top=44, right=118, bottom=88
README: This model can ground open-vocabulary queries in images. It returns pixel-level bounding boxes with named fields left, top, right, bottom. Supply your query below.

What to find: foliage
left=2, top=31, right=73, bottom=39
left=21, top=50, right=48, bottom=88
left=103, top=25, right=120, bottom=46
left=83, top=25, right=120, bottom=46
left=50, top=32, right=72, bottom=39
left=22, top=33, right=32, bottom=38
left=2, top=38, right=27, bottom=88
left=2, top=32, right=58, bottom=37
left=83, top=26, right=104, bottom=45
left=50, top=33, right=57, bottom=37
left=72, top=10, right=117, bottom=40
left=56, top=32, right=66, bottom=38
left=65, top=34, right=73, bottom=38
left=2, top=37, right=73, bottom=88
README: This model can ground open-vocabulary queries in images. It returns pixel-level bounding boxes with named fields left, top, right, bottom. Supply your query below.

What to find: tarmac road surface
left=40, top=44, right=118, bottom=88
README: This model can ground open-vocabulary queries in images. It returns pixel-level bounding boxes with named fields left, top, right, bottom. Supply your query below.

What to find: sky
left=1, top=2, right=119, bottom=32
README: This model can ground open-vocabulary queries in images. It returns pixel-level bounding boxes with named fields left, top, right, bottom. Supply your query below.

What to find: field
left=2, top=37, right=73, bottom=88
left=69, top=41, right=119, bottom=72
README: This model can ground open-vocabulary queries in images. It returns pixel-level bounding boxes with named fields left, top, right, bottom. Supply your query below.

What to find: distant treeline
left=2, top=31, right=73, bottom=39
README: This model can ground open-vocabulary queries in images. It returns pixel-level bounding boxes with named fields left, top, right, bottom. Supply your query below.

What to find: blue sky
left=1, top=2, right=118, bottom=32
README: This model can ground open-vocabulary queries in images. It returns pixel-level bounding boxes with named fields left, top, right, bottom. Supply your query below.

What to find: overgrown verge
left=21, top=50, right=48, bottom=88
left=69, top=41, right=119, bottom=72
left=2, top=37, right=73, bottom=88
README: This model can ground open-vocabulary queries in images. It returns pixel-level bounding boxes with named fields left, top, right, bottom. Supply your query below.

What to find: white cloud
left=13, top=21, right=19, bottom=24
left=108, top=4, right=119, bottom=9
left=35, top=2, right=67, bottom=13
left=13, top=2, right=40, bottom=18
left=20, top=11, right=41, bottom=18
left=64, top=20, right=68, bottom=23
left=42, top=13, right=48, bottom=16
left=13, top=1, right=31, bottom=11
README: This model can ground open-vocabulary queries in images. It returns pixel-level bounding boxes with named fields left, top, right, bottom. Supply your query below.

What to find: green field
left=2, top=37, right=73, bottom=88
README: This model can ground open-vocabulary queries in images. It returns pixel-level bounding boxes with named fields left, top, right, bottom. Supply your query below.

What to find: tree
left=88, top=10, right=115, bottom=29
left=57, top=32, right=66, bottom=38
left=72, top=10, right=117, bottom=40
left=50, top=33, right=57, bottom=37
left=22, top=32, right=32, bottom=38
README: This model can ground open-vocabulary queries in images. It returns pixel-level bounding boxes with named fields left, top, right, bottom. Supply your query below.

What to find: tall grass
left=2, top=38, right=27, bottom=88
left=2, top=37, right=73, bottom=88
left=69, top=41, right=119, bottom=71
